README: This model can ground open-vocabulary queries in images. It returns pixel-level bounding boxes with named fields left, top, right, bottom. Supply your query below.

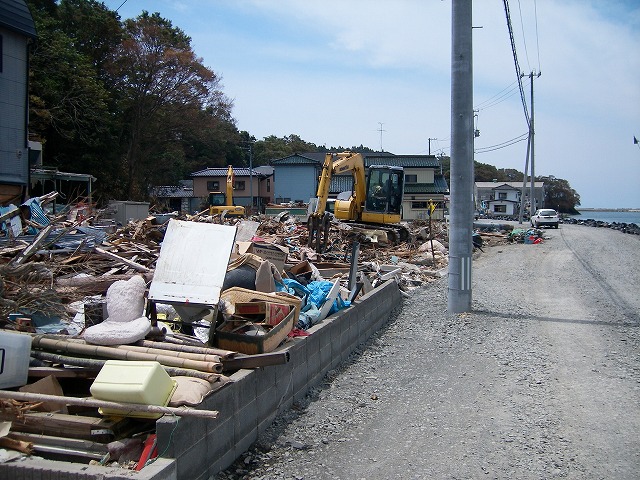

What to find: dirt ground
left=216, top=223, right=640, bottom=480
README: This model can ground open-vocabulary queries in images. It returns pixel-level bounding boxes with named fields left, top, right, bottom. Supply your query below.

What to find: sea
left=568, top=210, right=640, bottom=227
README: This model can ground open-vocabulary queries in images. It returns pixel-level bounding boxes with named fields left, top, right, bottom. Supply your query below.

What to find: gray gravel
left=215, top=224, right=640, bottom=480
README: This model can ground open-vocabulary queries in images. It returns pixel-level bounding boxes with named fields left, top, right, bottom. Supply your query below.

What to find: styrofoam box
left=0, top=331, right=32, bottom=389
left=90, top=360, right=177, bottom=406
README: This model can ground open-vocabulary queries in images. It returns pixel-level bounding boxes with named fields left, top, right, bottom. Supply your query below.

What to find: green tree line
left=26, top=1, right=580, bottom=212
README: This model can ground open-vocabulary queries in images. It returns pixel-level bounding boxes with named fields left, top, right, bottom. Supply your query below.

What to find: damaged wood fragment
left=0, top=391, right=219, bottom=419
left=94, top=247, right=150, bottom=273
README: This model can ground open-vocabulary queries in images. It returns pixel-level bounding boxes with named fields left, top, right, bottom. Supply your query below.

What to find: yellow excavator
left=307, top=151, right=406, bottom=252
left=208, top=166, right=246, bottom=217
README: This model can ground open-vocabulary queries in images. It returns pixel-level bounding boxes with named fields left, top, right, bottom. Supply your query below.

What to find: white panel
left=148, top=220, right=237, bottom=306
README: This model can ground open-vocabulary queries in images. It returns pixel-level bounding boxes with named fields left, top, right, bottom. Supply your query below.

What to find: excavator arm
left=225, top=165, right=234, bottom=206
left=308, top=152, right=366, bottom=251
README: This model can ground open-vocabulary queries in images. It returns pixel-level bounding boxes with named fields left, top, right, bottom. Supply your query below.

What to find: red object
left=136, top=434, right=158, bottom=471
left=288, top=328, right=310, bottom=338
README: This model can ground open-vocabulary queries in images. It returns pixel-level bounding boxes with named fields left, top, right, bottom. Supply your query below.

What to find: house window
left=405, top=174, right=418, bottom=183
left=498, top=192, right=507, bottom=200
left=494, top=205, right=506, bottom=213
left=267, top=179, right=271, bottom=193
left=411, top=201, right=428, bottom=209
left=207, top=181, right=220, bottom=191
left=234, top=180, right=245, bottom=191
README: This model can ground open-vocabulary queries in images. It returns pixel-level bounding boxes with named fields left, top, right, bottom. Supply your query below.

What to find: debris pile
left=0, top=195, right=459, bottom=469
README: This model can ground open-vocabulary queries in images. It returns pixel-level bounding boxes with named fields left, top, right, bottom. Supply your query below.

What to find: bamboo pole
left=136, top=339, right=236, bottom=359
left=0, top=390, right=218, bottom=419
left=30, top=351, right=223, bottom=383
left=31, top=336, right=222, bottom=373
left=112, top=344, right=221, bottom=363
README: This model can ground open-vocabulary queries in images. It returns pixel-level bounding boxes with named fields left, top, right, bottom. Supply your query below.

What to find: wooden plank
left=0, top=411, right=121, bottom=441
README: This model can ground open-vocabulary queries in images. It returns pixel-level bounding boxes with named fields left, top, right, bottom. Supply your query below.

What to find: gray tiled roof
left=270, top=153, right=325, bottom=165
left=0, top=0, right=37, bottom=38
left=191, top=167, right=267, bottom=177
left=365, top=155, right=441, bottom=168
left=271, top=152, right=441, bottom=168
left=152, top=186, right=194, bottom=198
left=404, top=175, right=449, bottom=194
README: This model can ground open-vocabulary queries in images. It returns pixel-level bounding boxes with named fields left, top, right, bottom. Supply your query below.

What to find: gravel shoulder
left=216, top=224, right=640, bottom=480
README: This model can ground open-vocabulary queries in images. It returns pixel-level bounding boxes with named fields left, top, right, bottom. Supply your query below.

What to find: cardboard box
left=236, top=241, right=289, bottom=272
left=214, top=307, right=295, bottom=355
left=235, top=301, right=293, bottom=326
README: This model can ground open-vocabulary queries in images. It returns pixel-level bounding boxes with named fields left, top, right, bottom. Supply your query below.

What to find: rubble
left=0, top=194, right=465, bottom=471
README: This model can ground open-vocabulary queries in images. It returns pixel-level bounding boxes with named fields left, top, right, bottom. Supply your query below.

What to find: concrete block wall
left=0, top=280, right=402, bottom=480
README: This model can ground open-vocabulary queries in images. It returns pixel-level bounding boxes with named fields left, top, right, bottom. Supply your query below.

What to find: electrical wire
left=474, top=78, right=530, bottom=112
left=534, top=0, right=542, bottom=72
left=517, top=0, right=531, bottom=72
left=475, top=132, right=529, bottom=154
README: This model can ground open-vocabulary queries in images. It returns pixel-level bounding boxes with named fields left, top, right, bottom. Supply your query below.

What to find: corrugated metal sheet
left=0, top=0, right=37, bottom=38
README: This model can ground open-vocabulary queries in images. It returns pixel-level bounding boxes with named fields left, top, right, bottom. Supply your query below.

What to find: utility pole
left=448, top=0, right=474, bottom=313
left=428, top=138, right=437, bottom=155
left=528, top=71, right=540, bottom=218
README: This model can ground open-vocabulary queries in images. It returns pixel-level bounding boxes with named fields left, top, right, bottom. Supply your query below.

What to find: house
left=270, top=152, right=449, bottom=220
left=150, top=180, right=198, bottom=214
left=0, top=0, right=37, bottom=205
left=191, top=166, right=274, bottom=213
left=475, top=181, right=545, bottom=217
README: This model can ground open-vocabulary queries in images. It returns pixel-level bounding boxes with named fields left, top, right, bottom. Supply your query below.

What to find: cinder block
left=175, top=436, right=208, bottom=480
left=234, top=429, right=258, bottom=458
left=234, top=399, right=258, bottom=442
left=156, top=416, right=179, bottom=457
left=209, top=448, right=238, bottom=477
left=169, top=416, right=206, bottom=458
left=231, top=369, right=257, bottom=411
left=206, top=416, right=234, bottom=460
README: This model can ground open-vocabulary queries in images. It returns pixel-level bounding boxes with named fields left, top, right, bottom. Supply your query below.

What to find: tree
left=252, top=134, right=318, bottom=165
left=107, top=11, right=234, bottom=199
left=538, top=175, right=581, bottom=214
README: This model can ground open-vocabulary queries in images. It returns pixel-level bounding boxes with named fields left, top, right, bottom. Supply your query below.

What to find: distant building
left=475, top=181, right=545, bottom=217
left=0, top=0, right=37, bottom=205
left=190, top=166, right=274, bottom=213
left=270, top=152, right=449, bottom=220
left=150, top=180, right=198, bottom=214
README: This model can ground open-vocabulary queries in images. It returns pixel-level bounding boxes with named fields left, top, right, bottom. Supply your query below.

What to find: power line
left=474, top=79, right=530, bottom=111
left=475, top=132, right=529, bottom=154
left=534, top=0, right=542, bottom=72
left=503, top=0, right=530, bottom=128
left=517, top=0, right=531, bottom=72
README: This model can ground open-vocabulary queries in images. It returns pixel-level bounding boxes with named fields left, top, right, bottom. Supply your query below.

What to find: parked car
left=531, top=208, right=559, bottom=228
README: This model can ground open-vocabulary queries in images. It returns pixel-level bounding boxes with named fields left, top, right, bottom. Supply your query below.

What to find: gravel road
left=216, top=224, right=640, bottom=480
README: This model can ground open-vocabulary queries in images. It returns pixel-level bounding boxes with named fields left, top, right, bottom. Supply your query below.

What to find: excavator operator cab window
left=366, top=168, right=403, bottom=214
left=209, top=192, right=226, bottom=206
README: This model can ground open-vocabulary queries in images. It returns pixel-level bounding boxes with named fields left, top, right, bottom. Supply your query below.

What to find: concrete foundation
left=0, top=280, right=403, bottom=480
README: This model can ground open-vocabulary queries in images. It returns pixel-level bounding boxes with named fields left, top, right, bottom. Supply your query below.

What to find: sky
left=104, top=0, right=640, bottom=209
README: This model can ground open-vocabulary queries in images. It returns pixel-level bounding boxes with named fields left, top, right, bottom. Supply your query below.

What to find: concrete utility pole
left=528, top=71, right=540, bottom=218
left=448, top=0, right=474, bottom=313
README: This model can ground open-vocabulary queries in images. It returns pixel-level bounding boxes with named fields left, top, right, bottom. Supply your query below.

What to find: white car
left=531, top=209, right=559, bottom=229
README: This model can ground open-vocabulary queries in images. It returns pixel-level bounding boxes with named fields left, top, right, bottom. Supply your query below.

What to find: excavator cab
left=363, top=165, right=403, bottom=223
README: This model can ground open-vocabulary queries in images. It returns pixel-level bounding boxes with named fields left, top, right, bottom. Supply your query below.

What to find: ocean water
left=568, top=210, right=640, bottom=226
